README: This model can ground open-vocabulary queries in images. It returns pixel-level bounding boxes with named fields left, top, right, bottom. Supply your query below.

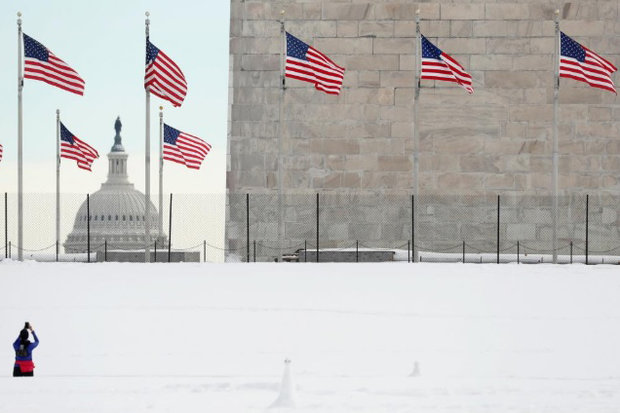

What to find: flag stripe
left=60, top=125, right=99, bottom=171
left=145, top=40, right=187, bottom=107
left=420, top=35, right=473, bottom=94
left=560, top=32, right=616, bottom=94
left=285, top=32, right=345, bottom=95
left=163, top=124, right=211, bottom=170
left=23, top=34, right=85, bottom=96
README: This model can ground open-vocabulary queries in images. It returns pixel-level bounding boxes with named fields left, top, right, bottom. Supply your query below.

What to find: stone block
left=377, top=155, right=411, bottom=172
left=506, top=224, right=536, bottom=241
left=473, top=21, right=518, bottom=37
left=358, top=71, right=381, bottom=87
left=394, top=88, right=413, bottom=105
left=345, top=87, right=394, bottom=105
left=359, top=21, right=394, bottom=37
left=438, top=38, right=486, bottom=54
left=390, top=122, right=412, bottom=139
left=485, top=3, right=530, bottom=20
left=288, top=21, right=338, bottom=38
left=380, top=71, right=415, bottom=87
left=346, top=55, right=399, bottom=71
left=240, top=54, right=279, bottom=71
left=373, top=38, right=415, bottom=54
left=314, top=37, right=373, bottom=55
left=437, top=173, right=483, bottom=191
left=441, top=3, right=485, bottom=20
left=337, top=21, right=359, bottom=37
left=322, top=139, right=360, bottom=155
left=469, top=54, right=512, bottom=70
left=323, top=3, right=371, bottom=20
left=561, top=20, right=606, bottom=37
left=373, top=3, right=440, bottom=20
left=512, top=55, right=553, bottom=71
left=399, top=54, right=415, bottom=70
left=510, top=105, right=553, bottom=122
left=451, top=21, right=473, bottom=37
left=460, top=155, right=500, bottom=173
left=589, top=107, right=612, bottom=121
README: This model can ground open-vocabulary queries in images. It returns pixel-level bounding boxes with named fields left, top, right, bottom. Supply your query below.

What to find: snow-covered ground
left=1, top=261, right=619, bottom=412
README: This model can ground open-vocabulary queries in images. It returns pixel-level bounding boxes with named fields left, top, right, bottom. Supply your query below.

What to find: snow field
left=0, top=261, right=619, bottom=412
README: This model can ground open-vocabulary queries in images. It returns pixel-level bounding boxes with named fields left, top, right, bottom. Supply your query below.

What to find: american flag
left=285, top=32, right=345, bottom=95
left=0, top=144, right=3, bottom=163
left=163, top=124, right=211, bottom=170
left=421, top=35, right=473, bottom=94
left=60, top=123, right=99, bottom=171
left=145, top=38, right=187, bottom=107
left=560, top=32, right=617, bottom=94
left=23, top=34, right=85, bottom=96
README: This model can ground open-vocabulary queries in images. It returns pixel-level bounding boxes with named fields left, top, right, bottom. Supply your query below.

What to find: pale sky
left=0, top=0, right=230, bottom=195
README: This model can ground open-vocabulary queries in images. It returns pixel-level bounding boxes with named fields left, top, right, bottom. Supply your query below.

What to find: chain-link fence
left=227, top=193, right=620, bottom=264
left=1, top=192, right=619, bottom=264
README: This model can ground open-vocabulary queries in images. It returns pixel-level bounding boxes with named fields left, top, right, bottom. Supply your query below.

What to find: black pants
left=13, top=366, right=33, bottom=377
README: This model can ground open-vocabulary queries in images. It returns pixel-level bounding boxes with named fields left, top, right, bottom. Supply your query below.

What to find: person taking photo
left=13, top=322, right=39, bottom=377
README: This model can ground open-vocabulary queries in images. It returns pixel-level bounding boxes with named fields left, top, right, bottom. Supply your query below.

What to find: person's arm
left=13, top=336, right=20, bottom=351
left=30, top=331, right=39, bottom=349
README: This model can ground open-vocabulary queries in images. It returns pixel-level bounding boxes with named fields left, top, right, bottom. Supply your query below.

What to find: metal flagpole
left=277, top=10, right=285, bottom=262
left=56, top=109, right=60, bottom=261
left=17, top=12, right=24, bottom=262
left=412, top=9, right=420, bottom=263
left=158, top=106, right=163, bottom=247
left=144, top=11, right=151, bottom=263
left=552, top=9, right=560, bottom=264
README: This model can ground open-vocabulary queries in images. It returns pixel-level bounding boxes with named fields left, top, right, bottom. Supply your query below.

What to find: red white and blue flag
left=163, top=124, right=211, bottom=170
left=0, top=144, right=3, bottom=163
left=145, top=39, right=187, bottom=107
left=421, top=35, right=473, bottom=94
left=60, top=123, right=99, bottom=171
left=560, top=32, right=616, bottom=94
left=23, top=34, right=85, bottom=96
left=285, top=32, right=345, bottom=95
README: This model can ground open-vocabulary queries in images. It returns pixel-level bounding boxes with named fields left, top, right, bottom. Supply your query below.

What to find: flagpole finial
left=56, top=109, right=60, bottom=115
left=416, top=8, right=420, bottom=15
left=145, top=11, right=150, bottom=17
left=17, top=11, right=22, bottom=25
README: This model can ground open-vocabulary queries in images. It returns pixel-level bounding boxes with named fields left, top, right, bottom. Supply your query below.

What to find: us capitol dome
left=64, top=117, right=166, bottom=253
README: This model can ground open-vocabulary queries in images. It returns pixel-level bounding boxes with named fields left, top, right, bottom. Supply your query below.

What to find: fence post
left=154, top=240, right=157, bottom=262
left=304, top=240, right=307, bottom=262
left=570, top=240, right=573, bottom=264
left=9, top=241, right=11, bottom=259
left=356, top=240, right=359, bottom=262
left=87, top=193, right=90, bottom=263
left=246, top=193, right=250, bottom=263
left=104, top=239, right=107, bottom=262
left=585, top=194, right=589, bottom=265
left=411, top=195, right=416, bottom=263
left=253, top=240, right=256, bottom=262
left=4, top=192, right=7, bottom=259
left=462, top=241, right=465, bottom=263
left=407, top=240, right=410, bottom=263
left=497, top=195, right=500, bottom=264
left=517, top=240, right=520, bottom=264
left=203, top=240, right=206, bottom=263
left=316, top=193, right=319, bottom=263
left=168, top=193, right=173, bottom=263
left=56, top=241, right=59, bottom=262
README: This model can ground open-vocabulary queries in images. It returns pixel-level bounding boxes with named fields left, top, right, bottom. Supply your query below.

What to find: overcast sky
left=0, top=0, right=230, bottom=195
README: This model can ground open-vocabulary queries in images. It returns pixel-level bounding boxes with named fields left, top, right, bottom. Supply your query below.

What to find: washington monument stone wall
left=226, top=1, right=620, bottom=260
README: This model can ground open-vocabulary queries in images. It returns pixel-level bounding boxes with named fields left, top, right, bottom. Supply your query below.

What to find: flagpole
left=56, top=109, right=60, bottom=261
left=552, top=9, right=559, bottom=264
left=158, top=106, right=163, bottom=246
left=17, top=12, right=24, bottom=262
left=277, top=10, right=285, bottom=261
left=145, top=11, right=151, bottom=263
left=412, top=9, right=420, bottom=263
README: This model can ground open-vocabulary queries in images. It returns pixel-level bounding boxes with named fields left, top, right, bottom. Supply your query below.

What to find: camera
left=24, top=322, right=31, bottom=330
